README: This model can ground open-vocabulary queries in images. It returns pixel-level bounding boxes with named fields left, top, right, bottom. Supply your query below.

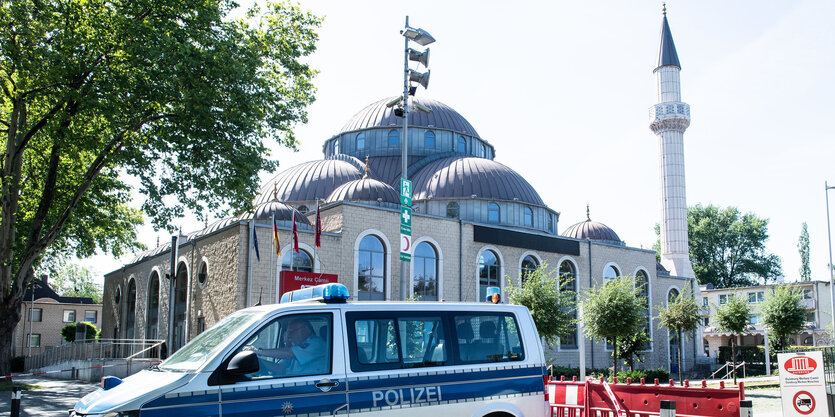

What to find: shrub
left=547, top=366, right=670, bottom=383
left=61, top=322, right=99, bottom=343
left=9, top=356, right=25, bottom=373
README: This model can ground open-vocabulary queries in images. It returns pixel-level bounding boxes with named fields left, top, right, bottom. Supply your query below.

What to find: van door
left=218, top=311, right=349, bottom=416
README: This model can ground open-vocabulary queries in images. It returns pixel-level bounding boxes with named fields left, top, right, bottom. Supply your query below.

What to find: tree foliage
left=712, top=293, right=750, bottom=383
left=688, top=205, right=782, bottom=288
left=0, top=0, right=321, bottom=372
left=579, top=276, right=646, bottom=372
left=506, top=263, right=575, bottom=346
left=761, top=285, right=806, bottom=350
left=50, top=263, right=101, bottom=303
left=616, top=331, right=651, bottom=371
left=61, top=321, right=98, bottom=343
left=656, top=288, right=701, bottom=383
left=798, top=222, right=811, bottom=282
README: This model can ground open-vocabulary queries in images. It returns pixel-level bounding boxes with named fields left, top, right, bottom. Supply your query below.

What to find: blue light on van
left=280, top=283, right=350, bottom=304
left=485, top=286, right=501, bottom=304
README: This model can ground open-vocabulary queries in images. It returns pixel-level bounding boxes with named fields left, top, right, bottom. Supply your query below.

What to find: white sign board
left=778, top=351, right=828, bottom=417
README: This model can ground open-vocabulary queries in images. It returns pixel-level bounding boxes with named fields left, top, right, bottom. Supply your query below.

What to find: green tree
left=713, top=293, right=750, bottom=383
left=50, top=263, right=101, bottom=303
left=61, top=321, right=98, bottom=343
left=798, top=222, right=811, bottom=282
left=506, top=263, right=575, bottom=346
left=688, top=205, right=781, bottom=288
left=656, top=288, right=702, bottom=384
left=761, top=285, right=806, bottom=351
left=616, top=331, right=651, bottom=371
left=579, top=276, right=646, bottom=373
left=0, top=0, right=320, bottom=373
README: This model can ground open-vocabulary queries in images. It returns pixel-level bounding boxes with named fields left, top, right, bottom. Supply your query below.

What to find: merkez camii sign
left=778, top=351, right=827, bottom=417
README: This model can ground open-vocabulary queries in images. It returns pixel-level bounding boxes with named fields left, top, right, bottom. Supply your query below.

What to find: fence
left=24, top=339, right=164, bottom=371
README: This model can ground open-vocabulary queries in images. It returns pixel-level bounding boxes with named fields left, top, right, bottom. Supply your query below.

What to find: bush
left=61, top=322, right=98, bottom=343
left=718, top=345, right=775, bottom=364
left=547, top=366, right=670, bottom=383
left=9, top=356, right=25, bottom=373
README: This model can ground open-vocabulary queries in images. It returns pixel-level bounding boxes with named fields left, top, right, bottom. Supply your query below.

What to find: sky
left=80, top=0, right=835, bottom=286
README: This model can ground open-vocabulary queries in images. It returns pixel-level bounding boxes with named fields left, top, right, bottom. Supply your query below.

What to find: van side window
left=353, top=318, right=399, bottom=365
left=237, top=313, right=332, bottom=380
left=453, top=313, right=524, bottom=363
left=347, top=312, right=448, bottom=371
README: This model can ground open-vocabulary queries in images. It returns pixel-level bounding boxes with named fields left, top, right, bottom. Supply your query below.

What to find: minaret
left=650, top=5, right=695, bottom=278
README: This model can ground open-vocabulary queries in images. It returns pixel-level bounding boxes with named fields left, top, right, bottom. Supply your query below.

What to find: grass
left=0, top=381, right=42, bottom=391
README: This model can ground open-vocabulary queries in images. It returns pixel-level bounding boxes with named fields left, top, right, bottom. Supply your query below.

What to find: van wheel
left=483, top=412, right=515, bottom=417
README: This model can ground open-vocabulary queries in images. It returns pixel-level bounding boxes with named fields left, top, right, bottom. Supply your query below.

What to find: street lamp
left=397, top=16, right=434, bottom=300
left=826, top=181, right=835, bottom=333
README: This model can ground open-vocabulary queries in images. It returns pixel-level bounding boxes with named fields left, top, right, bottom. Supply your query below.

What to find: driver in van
left=246, top=318, right=328, bottom=377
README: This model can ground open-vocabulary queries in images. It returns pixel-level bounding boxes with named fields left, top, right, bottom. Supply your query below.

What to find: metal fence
left=780, top=346, right=835, bottom=387
left=25, top=339, right=164, bottom=371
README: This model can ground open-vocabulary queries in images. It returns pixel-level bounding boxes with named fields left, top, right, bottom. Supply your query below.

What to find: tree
left=798, top=222, right=811, bottom=282
left=761, top=285, right=806, bottom=351
left=713, top=293, right=750, bottom=383
left=61, top=321, right=98, bottom=343
left=687, top=205, right=781, bottom=288
left=0, top=0, right=320, bottom=375
left=50, top=263, right=101, bottom=303
left=506, top=263, right=575, bottom=346
left=656, top=288, right=702, bottom=384
left=617, top=331, right=651, bottom=371
left=580, top=276, right=646, bottom=373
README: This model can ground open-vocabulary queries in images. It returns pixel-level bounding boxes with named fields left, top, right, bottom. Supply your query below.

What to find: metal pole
left=167, top=235, right=178, bottom=358
left=399, top=16, right=411, bottom=301
left=826, top=182, right=835, bottom=334
left=763, top=329, right=771, bottom=375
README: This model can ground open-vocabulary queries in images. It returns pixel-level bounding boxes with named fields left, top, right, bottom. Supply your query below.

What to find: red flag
left=315, top=201, right=321, bottom=248
left=292, top=213, right=299, bottom=253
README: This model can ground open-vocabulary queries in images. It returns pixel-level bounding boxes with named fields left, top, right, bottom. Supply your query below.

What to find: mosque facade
left=102, top=10, right=702, bottom=373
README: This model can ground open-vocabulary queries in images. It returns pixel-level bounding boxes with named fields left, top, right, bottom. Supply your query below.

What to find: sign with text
left=778, top=351, right=827, bottom=417
left=278, top=271, right=338, bottom=299
left=400, top=178, right=412, bottom=206
left=400, top=234, right=411, bottom=262
left=400, top=206, right=412, bottom=229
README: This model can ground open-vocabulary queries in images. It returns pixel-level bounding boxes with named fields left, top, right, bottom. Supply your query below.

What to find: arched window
left=297, top=205, right=309, bottom=214
left=282, top=249, right=314, bottom=273
left=424, top=131, right=435, bottom=148
left=559, top=261, right=578, bottom=348
left=334, top=138, right=339, bottom=154
left=146, top=272, right=160, bottom=340
left=388, top=130, right=400, bottom=147
left=356, top=133, right=366, bottom=150
left=478, top=250, right=501, bottom=301
left=668, top=288, right=680, bottom=305
left=603, top=265, right=619, bottom=281
left=635, top=270, right=651, bottom=349
left=173, top=263, right=188, bottom=352
left=198, top=262, right=208, bottom=287
left=446, top=202, right=460, bottom=219
left=413, top=242, right=438, bottom=301
left=521, top=255, right=539, bottom=282
left=358, top=235, right=385, bottom=300
left=524, top=207, right=534, bottom=227
left=114, top=286, right=122, bottom=339
left=547, top=215, right=554, bottom=233
left=125, top=279, right=137, bottom=339
left=457, top=136, right=466, bottom=153
left=488, top=203, right=500, bottom=223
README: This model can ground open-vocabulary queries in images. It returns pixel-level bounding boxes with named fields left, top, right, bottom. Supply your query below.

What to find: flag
left=252, top=223, right=261, bottom=262
left=315, top=201, right=321, bottom=248
left=273, top=213, right=281, bottom=257
left=292, top=213, right=299, bottom=253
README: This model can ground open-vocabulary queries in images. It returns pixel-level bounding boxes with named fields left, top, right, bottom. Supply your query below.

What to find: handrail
left=711, top=361, right=746, bottom=380
left=126, top=340, right=165, bottom=360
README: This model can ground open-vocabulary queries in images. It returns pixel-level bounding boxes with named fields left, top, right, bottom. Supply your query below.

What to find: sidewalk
left=0, top=376, right=98, bottom=416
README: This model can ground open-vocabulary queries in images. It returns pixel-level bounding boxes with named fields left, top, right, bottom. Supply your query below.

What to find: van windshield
left=160, top=311, right=260, bottom=372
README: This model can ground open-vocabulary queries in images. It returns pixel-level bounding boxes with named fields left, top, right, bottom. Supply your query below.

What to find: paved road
left=0, top=377, right=98, bottom=416
left=746, top=388, right=782, bottom=417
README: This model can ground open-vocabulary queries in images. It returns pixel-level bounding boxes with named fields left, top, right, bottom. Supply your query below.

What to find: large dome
left=410, top=157, right=544, bottom=205
left=339, top=97, right=481, bottom=138
left=256, top=159, right=363, bottom=204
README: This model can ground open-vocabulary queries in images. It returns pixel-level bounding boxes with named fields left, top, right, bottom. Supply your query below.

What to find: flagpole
left=291, top=212, right=295, bottom=272
left=313, top=199, right=318, bottom=272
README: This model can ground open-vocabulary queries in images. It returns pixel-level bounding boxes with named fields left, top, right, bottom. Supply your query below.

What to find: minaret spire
left=649, top=6, right=695, bottom=278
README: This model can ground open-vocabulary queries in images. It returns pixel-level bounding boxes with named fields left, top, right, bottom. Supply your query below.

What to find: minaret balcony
left=649, top=101, right=691, bottom=133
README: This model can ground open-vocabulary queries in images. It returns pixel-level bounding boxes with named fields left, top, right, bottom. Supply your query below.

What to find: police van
left=72, top=284, right=548, bottom=417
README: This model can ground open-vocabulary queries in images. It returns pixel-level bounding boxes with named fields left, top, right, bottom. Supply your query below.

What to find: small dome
left=238, top=201, right=311, bottom=224
left=339, top=97, right=480, bottom=138
left=256, top=159, right=362, bottom=204
left=327, top=177, right=399, bottom=204
left=411, top=157, right=543, bottom=205
left=561, top=208, right=623, bottom=246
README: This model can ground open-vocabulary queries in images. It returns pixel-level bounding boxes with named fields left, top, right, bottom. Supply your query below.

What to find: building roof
left=23, top=276, right=96, bottom=305
left=561, top=208, right=623, bottom=246
left=256, top=159, right=363, bottom=204
left=238, top=201, right=311, bottom=224
left=339, top=97, right=481, bottom=138
left=326, top=176, right=399, bottom=204
left=410, top=156, right=544, bottom=205
left=656, top=9, right=681, bottom=69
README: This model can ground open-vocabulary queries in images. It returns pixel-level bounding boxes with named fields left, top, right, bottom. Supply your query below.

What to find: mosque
left=102, top=9, right=702, bottom=373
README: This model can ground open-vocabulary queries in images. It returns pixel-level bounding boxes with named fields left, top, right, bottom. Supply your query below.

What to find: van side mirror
left=226, top=351, right=259, bottom=375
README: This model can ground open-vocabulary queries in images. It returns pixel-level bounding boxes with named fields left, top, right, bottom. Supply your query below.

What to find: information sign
left=400, top=206, right=412, bottom=229
left=400, top=234, right=411, bottom=261
left=778, top=351, right=828, bottom=417
left=400, top=178, right=412, bottom=206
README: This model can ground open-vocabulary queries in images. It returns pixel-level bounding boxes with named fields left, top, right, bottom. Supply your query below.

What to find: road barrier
left=547, top=376, right=746, bottom=417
